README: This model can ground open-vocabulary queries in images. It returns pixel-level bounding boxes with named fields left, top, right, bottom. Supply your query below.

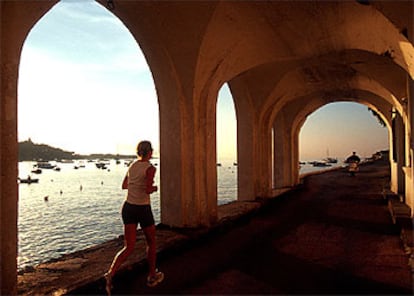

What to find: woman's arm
left=122, top=174, right=128, bottom=189
left=145, top=165, right=158, bottom=194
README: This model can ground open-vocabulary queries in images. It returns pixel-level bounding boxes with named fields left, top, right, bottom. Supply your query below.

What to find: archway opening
left=216, top=83, right=238, bottom=205
left=299, top=102, right=389, bottom=175
left=17, top=0, right=159, bottom=271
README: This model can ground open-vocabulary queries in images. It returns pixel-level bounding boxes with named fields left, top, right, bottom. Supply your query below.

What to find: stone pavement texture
left=68, top=159, right=413, bottom=295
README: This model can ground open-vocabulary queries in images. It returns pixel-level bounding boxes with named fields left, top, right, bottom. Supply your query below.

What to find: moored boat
left=324, top=157, right=338, bottom=163
left=35, top=161, right=56, bottom=169
left=18, top=177, right=39, bottom=184
left=310, top=161, right=332, bottom=167
left=95, top=162, right=108, bottom=169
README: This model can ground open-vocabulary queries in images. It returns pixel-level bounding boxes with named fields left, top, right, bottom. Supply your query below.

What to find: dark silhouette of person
left=346, top=152, right=361, bottom=176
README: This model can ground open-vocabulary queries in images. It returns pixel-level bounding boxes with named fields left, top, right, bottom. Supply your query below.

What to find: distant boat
left=35, top=161, right=55, bottom=169
left=312, top=161, right=332, bottom=167
left=95, top=162, right=108, bottom=169
left=324, top=149, right=338, bottom=163
left=31, top=168, right=42, bottom=174
left=217, top=163, right=222, bottom=167
left=18, top=177, right=39, bottom=184
left=324, top=157, right=338, bottom=164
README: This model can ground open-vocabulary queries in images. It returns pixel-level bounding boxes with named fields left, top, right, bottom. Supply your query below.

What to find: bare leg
left=108, top=223, right=137, bottom=276
left=142, top=224, right=156, bottom=277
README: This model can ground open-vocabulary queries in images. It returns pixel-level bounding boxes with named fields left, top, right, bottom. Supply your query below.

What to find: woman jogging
left=105, top=140, right=163, bottom=295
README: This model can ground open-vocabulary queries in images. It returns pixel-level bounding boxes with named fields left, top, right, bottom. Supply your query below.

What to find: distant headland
left=19, top=139, right=135, bottom=161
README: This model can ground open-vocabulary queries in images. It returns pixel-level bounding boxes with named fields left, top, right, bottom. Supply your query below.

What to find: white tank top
left=125, top=160, right=152, bottom=205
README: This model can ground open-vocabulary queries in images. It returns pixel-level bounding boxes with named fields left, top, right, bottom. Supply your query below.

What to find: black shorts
left=121, top=202, right=155, bottom=228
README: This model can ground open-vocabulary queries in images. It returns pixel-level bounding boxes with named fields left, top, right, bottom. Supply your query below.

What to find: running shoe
left=147, top=270, right=164, bottom=287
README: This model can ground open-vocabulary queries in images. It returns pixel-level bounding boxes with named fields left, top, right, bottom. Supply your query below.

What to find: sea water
left=18, top=159, right=238, bottom=270
left=18, top=159, right=340, bottom=270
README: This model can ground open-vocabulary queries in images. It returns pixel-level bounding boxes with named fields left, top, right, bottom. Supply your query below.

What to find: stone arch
left=18, top=0, right=162, bottom=267
left=251, top=47, right=409, bottom=193
left=101, top=1, right=414, bottom=221
left=225, top=47, right=410, bottom=198
left=268, top=78, right=403, bottom=134
left=2, top=2, right=414, bottom=294
left=262, top=75, right=398, bottom=189
left=273, top=90, right=394, bottom=191
left=194, top=0, right=414, bottom=96
left=102, top=1, right=221, bottom=227
left=2, top=1, right=169, bottom=292
left=186, top=2, right=413, bottom=187
left=260, top=51, right=408, bottom=124
left=293, top=95, right=392, bottom=137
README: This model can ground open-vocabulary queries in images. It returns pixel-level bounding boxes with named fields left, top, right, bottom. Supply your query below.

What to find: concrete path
left=72, top=159, right=413, bottom=295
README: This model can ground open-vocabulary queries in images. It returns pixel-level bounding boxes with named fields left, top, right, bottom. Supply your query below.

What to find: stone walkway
left=18, top=159, right=413, bottom=295
left=69, top=159, right=412, bottom=295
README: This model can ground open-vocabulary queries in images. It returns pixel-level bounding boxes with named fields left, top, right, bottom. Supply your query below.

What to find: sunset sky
left=18, top=0, right=388, bottom=161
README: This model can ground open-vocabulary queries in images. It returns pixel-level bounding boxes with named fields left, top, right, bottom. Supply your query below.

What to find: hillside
left=18, top=139, right=134, bottom=161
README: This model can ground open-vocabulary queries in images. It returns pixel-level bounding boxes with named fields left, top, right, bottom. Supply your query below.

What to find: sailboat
left=324, top=148, right=338, bottom=163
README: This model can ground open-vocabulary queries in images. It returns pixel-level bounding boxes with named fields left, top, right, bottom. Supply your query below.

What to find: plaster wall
left=273, top=112, right=293, bottom=189
left=227, top=79, right=258, bottom=201
left=107, top=1, right=413, bottom=210
left=404, top=5, right=414, bottom=214
left=404, top=78, right=414, bottom=211
left=1, top=1, right=58, bottom=294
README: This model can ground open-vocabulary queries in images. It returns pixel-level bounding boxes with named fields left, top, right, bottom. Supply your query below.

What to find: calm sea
left=18, top=159, right=342, bottom=270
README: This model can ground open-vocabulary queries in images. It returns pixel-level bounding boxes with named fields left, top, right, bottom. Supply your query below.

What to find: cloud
left=27, top=0, right=148, bottom=72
